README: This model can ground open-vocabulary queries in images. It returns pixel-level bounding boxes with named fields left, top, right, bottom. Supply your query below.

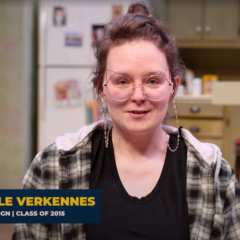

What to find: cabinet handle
left=205, top=26, right=211, bottom=32
left=190, top=106, right=201, bottom=113
left=195, top=26, right=202, bottom=33
left=190, top=126, right=200, bottom=133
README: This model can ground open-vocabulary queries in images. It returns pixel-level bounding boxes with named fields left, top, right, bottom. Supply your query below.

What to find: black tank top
left=86, top=128, right=190, bottom=240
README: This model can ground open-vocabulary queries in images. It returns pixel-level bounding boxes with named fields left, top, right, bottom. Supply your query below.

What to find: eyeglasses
left=102, top=69, right=173, bottom=101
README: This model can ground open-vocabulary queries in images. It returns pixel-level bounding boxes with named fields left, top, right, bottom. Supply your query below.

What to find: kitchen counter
left=176, top=94, right=212, bottom=103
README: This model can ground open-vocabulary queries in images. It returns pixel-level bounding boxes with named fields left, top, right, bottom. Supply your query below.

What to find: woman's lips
left=127, top=110, right=149, bottom=119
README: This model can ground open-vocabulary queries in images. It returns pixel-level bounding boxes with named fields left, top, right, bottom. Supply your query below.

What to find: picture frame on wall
left=53, top=7, right=67, bottom=27
left=112, top=5, right=123, bottom=19
left=92, top=25, right=105, bottom=47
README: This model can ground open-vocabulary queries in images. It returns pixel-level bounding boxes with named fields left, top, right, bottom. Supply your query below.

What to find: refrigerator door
left=40, top=0, right=131, bottom=66
left=38, top=67, right=93, bottom=150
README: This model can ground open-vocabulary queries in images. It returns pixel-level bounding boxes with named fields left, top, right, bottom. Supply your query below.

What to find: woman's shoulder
left=163, top=125, right=222, bottom=166
left=23, top=123, right=99, bottom=190
left=35, top=143, right=59, bottom=165
left=29, top=121, right=106, bottom=168
left=30, top=121, right=105, bottom=167
left=176, top=126, right=235, bottom=185
left=55, top=120, right=104, bottom=152
left=164, top=125, right=235, bottom=183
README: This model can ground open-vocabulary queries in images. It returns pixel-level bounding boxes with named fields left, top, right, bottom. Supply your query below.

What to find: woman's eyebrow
left=107, top=69, right=168, bottom=79
left=107, top=69, right=132, bottom=78
left=143, top=71, right=168, bottom=77
left=109, top=70, right=165, bottom=75
left=145, top=71, right=163, bottom=75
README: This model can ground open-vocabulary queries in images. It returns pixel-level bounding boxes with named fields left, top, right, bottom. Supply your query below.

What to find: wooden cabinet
left=166, top=96, right=227, bottom=160
left=167, top=0, right=239, bottom=41
left=167, top=97, right=240, bottom=168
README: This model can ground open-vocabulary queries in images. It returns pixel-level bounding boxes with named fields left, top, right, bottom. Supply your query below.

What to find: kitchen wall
left=0, top=0, right=37, bottom=189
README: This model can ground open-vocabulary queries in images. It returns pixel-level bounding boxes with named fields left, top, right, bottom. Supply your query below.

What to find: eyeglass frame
left=102, top=69, right=174, bottom=102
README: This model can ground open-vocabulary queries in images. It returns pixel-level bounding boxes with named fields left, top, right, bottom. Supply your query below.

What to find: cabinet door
left=168, top=0, right=203, bottom=40
left=204, top=0, right=239, bottom=40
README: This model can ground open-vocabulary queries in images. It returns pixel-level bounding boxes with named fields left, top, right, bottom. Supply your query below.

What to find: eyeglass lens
left=104, top=71, right=172, bottom=101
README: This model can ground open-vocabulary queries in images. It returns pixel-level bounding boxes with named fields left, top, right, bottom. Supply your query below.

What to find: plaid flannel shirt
left=13, top=126, right=240, bottom=240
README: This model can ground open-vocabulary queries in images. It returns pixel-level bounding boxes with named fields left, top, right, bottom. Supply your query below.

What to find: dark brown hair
left=92, top=1, right=185, bottom=104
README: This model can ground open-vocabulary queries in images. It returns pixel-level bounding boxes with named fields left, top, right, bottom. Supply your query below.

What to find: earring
left=167, top=94, right=180, bottom=152
left=102, top=109, right=111, bottom=148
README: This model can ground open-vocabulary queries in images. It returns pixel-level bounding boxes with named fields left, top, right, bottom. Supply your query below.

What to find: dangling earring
left=102, top=109, right=111, bottom=148
left=167, top=89, right=180, bottom=152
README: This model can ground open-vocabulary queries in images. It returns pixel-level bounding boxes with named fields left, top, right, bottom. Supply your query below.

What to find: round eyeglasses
left=102, top=69, right=173, bottom=101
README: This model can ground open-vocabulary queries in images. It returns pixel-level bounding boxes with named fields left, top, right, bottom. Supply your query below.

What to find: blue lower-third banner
left=0, top=190, right=100, bottom=223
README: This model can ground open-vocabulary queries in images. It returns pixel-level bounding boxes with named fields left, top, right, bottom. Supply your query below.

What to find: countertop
left=175, top=94, right=212, bottom=103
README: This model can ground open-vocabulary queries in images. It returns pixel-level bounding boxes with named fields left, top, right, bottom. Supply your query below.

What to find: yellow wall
left=0, top=1, right=35, bottom=189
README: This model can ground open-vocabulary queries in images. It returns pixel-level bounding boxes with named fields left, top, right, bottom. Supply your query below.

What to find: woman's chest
left=116, top=160, right=165, bottom=198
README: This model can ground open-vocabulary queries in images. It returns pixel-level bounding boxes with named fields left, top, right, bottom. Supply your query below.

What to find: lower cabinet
left=166, top=97, right=235, bottom=167
left=167, top=118, right=224, bottom=149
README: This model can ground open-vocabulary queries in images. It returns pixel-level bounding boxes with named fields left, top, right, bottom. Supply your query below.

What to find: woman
left=13, top=2, right=240, bottom=240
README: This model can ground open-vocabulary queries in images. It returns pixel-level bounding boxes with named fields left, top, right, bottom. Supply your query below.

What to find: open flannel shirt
left=13, top=125, right=240, bottom=240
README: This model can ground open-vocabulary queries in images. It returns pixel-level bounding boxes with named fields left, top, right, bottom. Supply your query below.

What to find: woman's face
left=103, top=40, right=175, bottom=135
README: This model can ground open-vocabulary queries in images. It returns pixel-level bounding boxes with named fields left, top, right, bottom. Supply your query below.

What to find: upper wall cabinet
left=167, top=0, right=239, bottom=41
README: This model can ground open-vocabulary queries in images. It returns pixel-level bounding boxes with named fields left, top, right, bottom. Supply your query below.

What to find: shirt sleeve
left=224, top=170, right=240, bottom=239
left=12, top=152, right=48, bottom=240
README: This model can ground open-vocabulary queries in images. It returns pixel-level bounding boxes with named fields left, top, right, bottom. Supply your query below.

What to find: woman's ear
left=170, top=76, right=180, bottom=101
left=99, top=75, right=107, bottom=101
left=174, top=75, right=180, bottom=87
left=99, top=87, right=107, bottom=101
left=96, top=77, right=107, bottom=101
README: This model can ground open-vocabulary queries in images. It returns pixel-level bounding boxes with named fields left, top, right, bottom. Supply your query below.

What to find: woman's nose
left=131, top=84, right=146, bottom=103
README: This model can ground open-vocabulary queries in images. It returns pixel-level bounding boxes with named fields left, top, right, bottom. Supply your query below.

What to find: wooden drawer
left=169, top=102, right=224, bottom=118
left=167, top=119, right=224, bottom=138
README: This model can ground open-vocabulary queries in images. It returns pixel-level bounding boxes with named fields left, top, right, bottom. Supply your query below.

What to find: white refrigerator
left=38, top=0, right=133, bottom=150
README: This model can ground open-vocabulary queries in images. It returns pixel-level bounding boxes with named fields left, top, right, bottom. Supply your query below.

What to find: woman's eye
left=111, top=75, right=131, bottom=86
left=149, top=79, right=157, bottom=84
left=118, top=79, right=128, bottom=85
left=147, top=78, right=160, bottom=85
left=145, top=75, right=165, bottom=85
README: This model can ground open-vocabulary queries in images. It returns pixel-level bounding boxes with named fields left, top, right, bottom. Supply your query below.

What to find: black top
left=86, top=128, right=189, bottom=240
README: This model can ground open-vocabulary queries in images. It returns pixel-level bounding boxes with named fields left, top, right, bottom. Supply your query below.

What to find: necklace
left=164, top=130, right=180, bottom=152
